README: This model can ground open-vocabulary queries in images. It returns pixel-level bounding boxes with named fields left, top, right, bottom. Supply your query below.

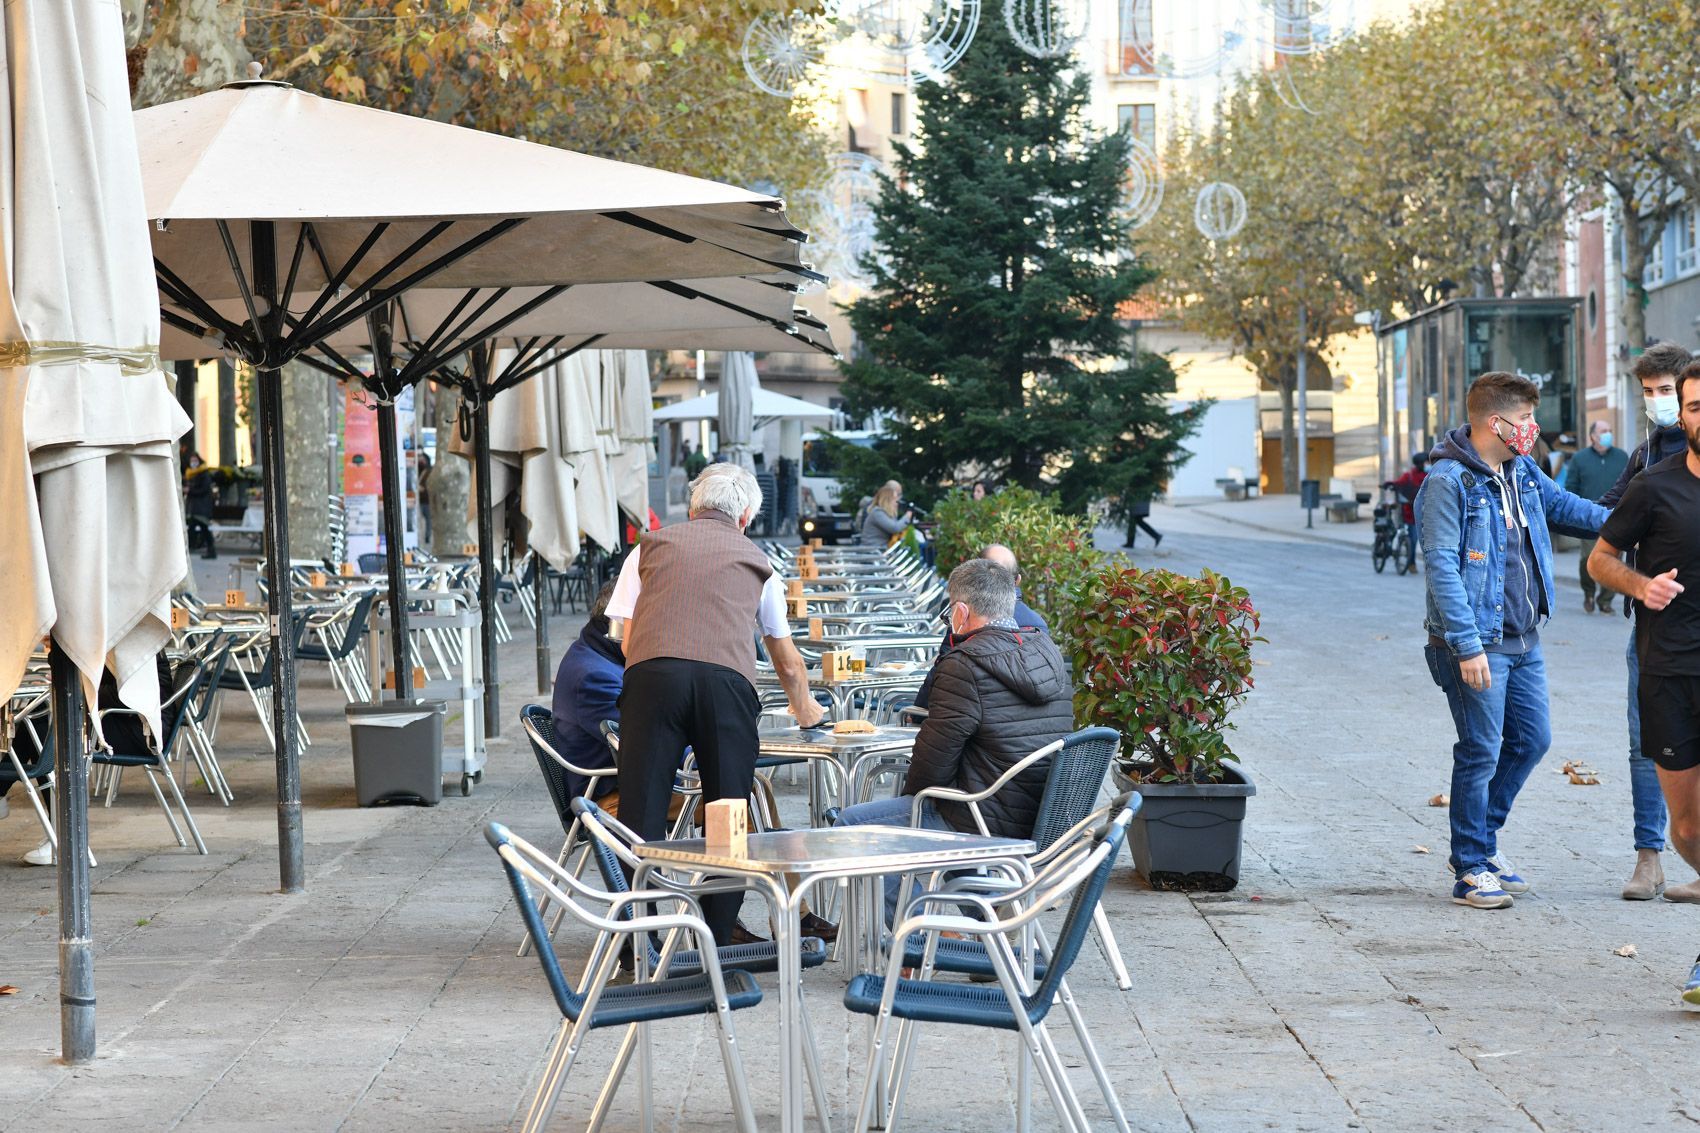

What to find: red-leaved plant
left=1066, top=563, right=1262, bottom=784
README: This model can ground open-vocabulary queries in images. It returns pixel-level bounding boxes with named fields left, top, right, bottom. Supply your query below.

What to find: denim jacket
left=1417, top=425, right=1609, bottom=658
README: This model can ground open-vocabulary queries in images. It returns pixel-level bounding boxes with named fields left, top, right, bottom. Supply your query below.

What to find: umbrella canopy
left=653, top=386, right=835, bottom=427
left=0, top=0, right=192, bottom=736
left=155, top=275, right=835, bottom=365
left=610, top=350, right=654, bottom=527
left=137, top=78, right=823, bottom=382
left=718, top=351, right=759, bottom=472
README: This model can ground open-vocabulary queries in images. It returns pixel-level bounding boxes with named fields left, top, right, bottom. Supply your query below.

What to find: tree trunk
left=431, top=384, right=471, bottom=555
left=130, top=0, right=250, bottom=109
left=1276, top=369, right=1298, bottom=494
left=1618, top=196, right=1652, bottom=355
left=281, top=362, right=331, bottom=561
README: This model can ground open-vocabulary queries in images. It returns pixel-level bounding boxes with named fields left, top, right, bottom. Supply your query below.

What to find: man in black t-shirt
left=1589, top=359, right=1700, bottom=1005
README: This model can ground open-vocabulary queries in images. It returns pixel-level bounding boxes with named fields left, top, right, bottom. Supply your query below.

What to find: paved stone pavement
left=3, top=511, right=1698, bottom=1132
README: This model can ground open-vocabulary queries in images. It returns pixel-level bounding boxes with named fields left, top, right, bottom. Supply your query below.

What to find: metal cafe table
left=632, top=826, right=1034, bottom=1133
left=758, top=721, right=918, bottom=822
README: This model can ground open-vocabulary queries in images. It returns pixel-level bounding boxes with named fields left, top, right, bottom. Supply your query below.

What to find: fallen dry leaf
left=1428, top=794, right=1449, bottom=807
left=1413, top=845, right=1431, bottom=854
left=1568, top=771, right=1601, bottom=786
left=0, top=985, right=17, bottom=996
left=1613, top=944, right=1637, bottom=958
left=1371, top=634, right=1389, bottom=641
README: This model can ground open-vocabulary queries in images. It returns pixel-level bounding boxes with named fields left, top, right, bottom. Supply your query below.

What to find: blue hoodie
left=1417, top=425, right=1609, bottom=659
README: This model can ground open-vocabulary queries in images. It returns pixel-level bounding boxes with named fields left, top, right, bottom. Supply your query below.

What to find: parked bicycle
left=1372, top=483, right=1413, bottom=575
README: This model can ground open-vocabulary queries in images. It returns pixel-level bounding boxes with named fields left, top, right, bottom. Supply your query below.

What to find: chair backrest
left=571, top=798, right=641, bottom=899
left=187, top=639, right=234, bottom=725
left=485, top=822, right=582, bottom=1020
left=599, top=719, right=619, bottom=755
left=329, top=590, right=378, bottom=660
left=357, top=552, right=386, bottom=573
left=1029, top=727, right=1121, bottom=853
left=1024, top=809, right=1132, bottom=1019
left=520, top=704, right=578, bottom=832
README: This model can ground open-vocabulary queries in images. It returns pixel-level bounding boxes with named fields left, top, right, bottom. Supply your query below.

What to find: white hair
left=689, top=462, right=763, bottom=524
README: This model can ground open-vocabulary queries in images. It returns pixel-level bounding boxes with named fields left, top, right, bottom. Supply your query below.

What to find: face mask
left=1646, top=394, right=1680, bottom=427
left=1598, top=432, right=1614, bottom=449
left=1493, top=418, right=1540, bottom=457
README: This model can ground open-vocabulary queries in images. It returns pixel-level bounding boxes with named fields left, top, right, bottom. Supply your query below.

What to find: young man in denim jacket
left=1417, top=372, right=1610, bottom=908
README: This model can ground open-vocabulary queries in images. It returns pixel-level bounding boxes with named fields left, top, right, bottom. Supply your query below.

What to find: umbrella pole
left=376, top=400, right=414, bottom=700
left=256, top=363, right=305, bottom=893
left=51, top=642, right=94, bottom=1063
left=535, top=556, right=550, bottom=694
left=470, top=389, right=501, bottom=736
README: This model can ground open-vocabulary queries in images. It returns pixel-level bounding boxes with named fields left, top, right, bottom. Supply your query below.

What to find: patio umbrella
left=610, top=349, right=655, bottom=528
left=0, top=0, right=193, bottom=1063
left=718, top=351, right=760, bottom=471
left=136, top=73, right=822, bottom=891
left=651, top=385, right=836, bottom=427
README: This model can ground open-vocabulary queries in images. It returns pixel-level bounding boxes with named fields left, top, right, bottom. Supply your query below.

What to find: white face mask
left=1646, top=393, right=1680, bottom=427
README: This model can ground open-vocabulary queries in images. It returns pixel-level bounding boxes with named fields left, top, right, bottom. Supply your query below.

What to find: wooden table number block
left=170, top=607, right=191, bottom=630
left=704, top=798, right=748, bottom=855
left=225, top=589, right=246, bottom=608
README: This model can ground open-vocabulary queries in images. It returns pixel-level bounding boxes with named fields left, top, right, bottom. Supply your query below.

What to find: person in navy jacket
left=551, top=583, right=624, bottom=805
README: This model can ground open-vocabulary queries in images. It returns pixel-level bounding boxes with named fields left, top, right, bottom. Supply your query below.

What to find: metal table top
left=800, top=633, right=941, bottom=651
left=633, top=826, right=1032, bottom=875
left=758, top=723, right=918, bottom=756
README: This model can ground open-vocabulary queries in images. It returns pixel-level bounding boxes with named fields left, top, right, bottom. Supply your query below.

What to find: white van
left=798, top=429, right=882, bottom=543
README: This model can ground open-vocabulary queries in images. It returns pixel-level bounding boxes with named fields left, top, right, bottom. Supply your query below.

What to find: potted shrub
left=1068, top=563, right=1262, bottom=891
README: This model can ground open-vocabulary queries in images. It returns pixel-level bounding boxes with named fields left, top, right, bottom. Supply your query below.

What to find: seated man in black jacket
left=833, top=557, right=1075, bottom=923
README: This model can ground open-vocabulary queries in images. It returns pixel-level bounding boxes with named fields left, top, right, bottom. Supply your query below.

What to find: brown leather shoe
left=1623, top=849, right=1665, bottom=900
left=799, top=911, right=839, bottom=945
left=729, top=922, right=770, bottom=946
left=1583, top=596, right=1595, bottom=613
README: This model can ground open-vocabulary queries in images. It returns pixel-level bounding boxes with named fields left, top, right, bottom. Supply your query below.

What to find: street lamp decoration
left=1194, top=180, right=1248, bottom=240
left=798, top=152, right=886, bottom=288
left=1150, top=2, right=1250, bottom=79
left=742, top=10, right=827, bottom=98
left=1258, top=0, right=1354, bottom=57
left=1122, top=136, right=1164, bottom=230
left=1004, top=0, right=1090, bottom=60
left=838, top=0, right=981, bottom=86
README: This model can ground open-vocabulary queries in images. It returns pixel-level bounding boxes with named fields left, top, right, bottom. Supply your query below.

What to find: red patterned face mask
left=1493, top=417, right=1540, bottom=457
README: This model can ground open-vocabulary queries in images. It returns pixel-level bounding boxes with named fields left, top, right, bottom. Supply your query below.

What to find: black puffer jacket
left=902, top=625, right=1074, bottom=838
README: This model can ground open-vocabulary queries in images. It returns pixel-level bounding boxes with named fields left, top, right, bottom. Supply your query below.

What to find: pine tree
left=839, top=16, right=1201, bottom=514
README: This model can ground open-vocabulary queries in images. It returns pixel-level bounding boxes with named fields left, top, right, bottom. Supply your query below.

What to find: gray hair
left=689, top=462, right=763, bottom=523
left=948, top=558, right=1017, bottom=621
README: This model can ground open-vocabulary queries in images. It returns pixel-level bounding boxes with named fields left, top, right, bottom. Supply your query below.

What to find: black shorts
left=1639, top=673, right=1700, bottom=772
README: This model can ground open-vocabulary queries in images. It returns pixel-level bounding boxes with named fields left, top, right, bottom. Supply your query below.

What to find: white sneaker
left=21, top=840, right=96, bottom=867
left=1488, top=852, right=1531, bottom=894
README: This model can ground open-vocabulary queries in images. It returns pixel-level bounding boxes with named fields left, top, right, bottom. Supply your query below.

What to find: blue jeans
left=1627, top=632, right=1668, bottom=850
left=833, top=795, right=951, bottom=925
left=1426, top=643, right=1552, bottom=878
left=1405, top=521, right=1419, bottom=569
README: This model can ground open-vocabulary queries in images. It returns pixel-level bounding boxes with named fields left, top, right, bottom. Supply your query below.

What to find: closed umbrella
left=0, top=0, right=193, bottom=1063
left=718, top=350, right=761, bottom=471
left=610, top=350, right=654, bottom=529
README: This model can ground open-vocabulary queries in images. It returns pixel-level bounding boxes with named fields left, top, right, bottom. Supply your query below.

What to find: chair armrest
left=909, top=737, right=1064, bottom=831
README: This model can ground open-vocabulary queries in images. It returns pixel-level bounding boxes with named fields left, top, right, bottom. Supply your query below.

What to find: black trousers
left=617, top=657, right=761, bottom=944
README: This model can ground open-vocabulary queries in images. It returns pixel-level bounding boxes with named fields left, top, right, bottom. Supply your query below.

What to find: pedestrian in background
left=1416, top=372, right=1608, bottom=909
left=1586, top=359, right=1700, bottom=1002
left=1565, top=420, right=1628, bottom=613
left=1598, top=341, right=1695, bottom=899
left=1388, top=452, right=1427, bottom=572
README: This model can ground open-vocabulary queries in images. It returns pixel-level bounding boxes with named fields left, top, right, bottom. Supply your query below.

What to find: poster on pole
left=343, top=389, right=380, bottom=561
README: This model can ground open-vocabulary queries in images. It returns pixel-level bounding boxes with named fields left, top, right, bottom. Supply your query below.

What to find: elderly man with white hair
left=604, top=462, right=825, bottom=944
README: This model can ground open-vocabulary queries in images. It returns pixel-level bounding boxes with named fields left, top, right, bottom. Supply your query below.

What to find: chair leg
left=798, top=992, right=832, bottom=1131
left=138, top=767, right=188, bottom=847
left=154, top=762, right=209, bottom=854
left=1034, top=1021, right=1094, bottom=1133
left=710, top=993, right=760, bottom=1133
left=1057, top=979, right=1133, bottom=1133
left=852, top=999, right=897, bottom=1133
left=520, top=1017, right=589, bottom=1133
left=1092, top=904, right=1133, bottom=991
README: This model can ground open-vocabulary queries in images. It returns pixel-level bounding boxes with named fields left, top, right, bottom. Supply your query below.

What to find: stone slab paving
left=3, top=511, right=1699, bottom=1132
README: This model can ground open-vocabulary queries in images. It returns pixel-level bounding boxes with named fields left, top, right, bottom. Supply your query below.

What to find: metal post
left=469, top=354, right=501, bottom=735
left=1297, top=299, right=1309, bottom=493
left=52, top=642, right=94, bottom=1064
left=535, top=551, right=551, bottom=694
left=369, top=307, right=415, bottom=702
left=253, top=220, right=304, bottom=894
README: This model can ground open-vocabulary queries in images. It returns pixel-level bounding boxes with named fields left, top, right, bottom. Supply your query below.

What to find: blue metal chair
left=570, top=799, right=832, bottom=1131
left=515, top=704, right=619, bottom=957
left=846, top=809, right=1136, bottom=1133
left=904, top=726, right=1134, bottom=989
left=2, top=690, right=56, bottom=850
left=94, top=659, right=210, bottom=854
left=486, top=821, right=762, bottom=1133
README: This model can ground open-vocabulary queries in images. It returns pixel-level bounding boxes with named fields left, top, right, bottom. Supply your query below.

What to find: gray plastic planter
left=1112, top=758, right=1256, bottom=892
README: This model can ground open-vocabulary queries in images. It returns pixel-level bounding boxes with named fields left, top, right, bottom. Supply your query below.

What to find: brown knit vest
left=621, top=510, right=774, bottom=688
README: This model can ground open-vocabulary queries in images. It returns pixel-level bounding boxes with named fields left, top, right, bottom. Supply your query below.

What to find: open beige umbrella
left=0, top=0, right=193, bottom=1063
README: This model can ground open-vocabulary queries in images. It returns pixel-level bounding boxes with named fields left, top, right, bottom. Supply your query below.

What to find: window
left=1676, top=205, right=1698, bottom=277
left=1117, top=0, right=1154, bottom=74
left=1642, top=220, right=1666, bottom=288
left=890, top=91, right=906, bottom=136
left=1117, top=103, right=1156, bottom=151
